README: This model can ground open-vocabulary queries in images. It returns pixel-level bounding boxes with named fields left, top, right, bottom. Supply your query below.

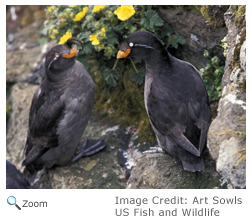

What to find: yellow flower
left=50, top=29, right=58, bottom=39
left=89, top=34, right=100, bottom=45
left=70, top=13, right=74, bottom=19
left=114, top=5, right=135, bottom=21
left=73, top=7, right=88, bottom=21
left=68, top=5, right=78, bottom=7
left=89, top=28, right=106, bottom=45
left=92, top=5, right=105, bottom=13
left=52, top=29, right=58, bottom=35
left=101, top=28, right=106, bottom=35
left=47, top=6, right=54, bottom=12
left=59, top=32, right=72, bottom=44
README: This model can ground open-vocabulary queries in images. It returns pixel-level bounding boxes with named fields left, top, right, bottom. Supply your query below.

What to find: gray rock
left=240, top=40, right=246, bottom=71
left=127, top=152, right=221, bottom=189
left=6, top=40, right=56, bottom=84
left=208, top=83, right=246, bottom=188
left=6, top=82, right=38, bottom=167
left=158, top=7, right=227, bottom=69
left=6, top=47, right=42, bottom=83
left=222, top=9, right=240, bottom=88
left=217, top=137, right=245, bottom=188
left=207, top=7, right=246, bottom=188
left=229, top=40, right=246, bottom=85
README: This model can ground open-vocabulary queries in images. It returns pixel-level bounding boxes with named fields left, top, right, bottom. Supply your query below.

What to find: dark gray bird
left=116, top=31, right=211, bottom=172
left=6, top=160, right=31, bottom=189
left=22, top=38, right=106, bottom=174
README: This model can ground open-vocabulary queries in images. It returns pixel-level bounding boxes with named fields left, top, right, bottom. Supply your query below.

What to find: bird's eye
left=55, top=53, right=59, bottom=58
left=129, top=42, right=134, bottom=47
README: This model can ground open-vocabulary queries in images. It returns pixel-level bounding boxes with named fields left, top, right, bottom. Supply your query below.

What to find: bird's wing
left=23, top=86, right=42, bottom=157
left=23, top=86, right=65, bottom=166
left=147, top=75, right=210, bottom=157
left=56, top=84, right=95, bottom=152
left=184, top=61, right=212, bottom=153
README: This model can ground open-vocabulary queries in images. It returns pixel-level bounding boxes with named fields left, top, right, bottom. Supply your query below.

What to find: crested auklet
left=116, top=31, right=211, bottom=172
left=22, top=38, right=106, bottom=174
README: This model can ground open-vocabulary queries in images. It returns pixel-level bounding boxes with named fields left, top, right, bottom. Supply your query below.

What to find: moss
left=93, top=65, right=155, bottom=142
left=198, top=5, right=229, bottom=28
left=230, top=5, right=246, bottom=28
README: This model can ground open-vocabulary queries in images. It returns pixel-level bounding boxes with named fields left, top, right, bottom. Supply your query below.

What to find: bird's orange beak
left=62, top=48, right=79, bottom=58
left=117, top=49, right=131, bottom=59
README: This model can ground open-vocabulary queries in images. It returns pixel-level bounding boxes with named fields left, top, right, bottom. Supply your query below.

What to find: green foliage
left=169, top=35, right=186, bottom=49
left=103, top=69, right=120, bottom=87
left=141, top=10, right=164, bottom=29
left=131, top=69, right=146, bottom=85
left=200, top=50, right=224, bottom=102
left=42, top=5, right=185, bottom=87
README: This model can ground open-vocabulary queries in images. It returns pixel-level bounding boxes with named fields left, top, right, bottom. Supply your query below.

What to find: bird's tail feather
left=22, top=147, right=48, bottom=167
left=179, top=151, right=204, bottom=172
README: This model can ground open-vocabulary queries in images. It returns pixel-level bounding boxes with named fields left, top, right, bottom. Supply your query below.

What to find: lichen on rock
left=207, top=6, right=246, bottom=188
left=198, top=5, right=229, bottom=28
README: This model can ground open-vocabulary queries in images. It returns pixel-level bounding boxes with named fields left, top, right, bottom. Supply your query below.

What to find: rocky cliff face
left=207, top=6, right=246, bottom=189
left=158, top=6, right=227, bottom=69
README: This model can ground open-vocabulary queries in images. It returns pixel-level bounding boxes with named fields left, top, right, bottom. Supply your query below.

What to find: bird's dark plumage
left=65, top=37, right=84, bottom=50
left=112, top=29, right=124, bottom=44
left=22, top=37, right=106, bottom=174
left=6, top=160, right=31, bottom=189
left=117, top=31, right=211, bottom=172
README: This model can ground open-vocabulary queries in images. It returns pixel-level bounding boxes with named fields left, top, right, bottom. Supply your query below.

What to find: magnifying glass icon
left=7, top=196, right=21, bottom=210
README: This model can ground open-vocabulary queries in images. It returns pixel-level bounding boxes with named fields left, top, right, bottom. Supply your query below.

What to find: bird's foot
left=142, top=146, right=165, bottom=155
left=71, top=139, right=107, bottom=164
